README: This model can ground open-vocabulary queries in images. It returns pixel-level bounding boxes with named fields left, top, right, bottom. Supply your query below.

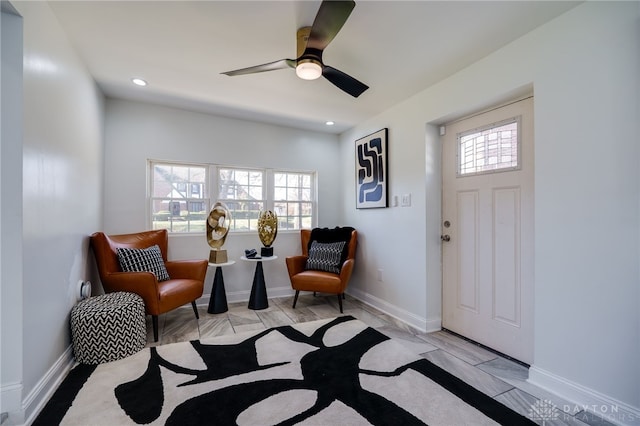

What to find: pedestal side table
left=207, top=260, right=235, bottom=314
left=241, top=255, right=278, bottom=310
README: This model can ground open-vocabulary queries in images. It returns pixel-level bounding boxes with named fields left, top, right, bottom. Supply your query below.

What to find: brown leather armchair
left=286, top=228, right=357, bottom=313
left=90, top=229, right=207, bottom=342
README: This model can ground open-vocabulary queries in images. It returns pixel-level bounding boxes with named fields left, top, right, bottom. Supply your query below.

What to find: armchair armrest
left=165, top=259, right=208, bottom=281
left=338, top=259, right=355, bottom=292
left=102, top=271, right=160, bottom=313
left=285, top=255, right=308, bottom=278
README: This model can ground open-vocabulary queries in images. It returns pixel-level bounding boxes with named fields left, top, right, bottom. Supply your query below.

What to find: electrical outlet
left=77, top=280, right=92, bottom=301
left=377, top=269, right=384, bottom=282
left=401, top=193, right=411, bottom=207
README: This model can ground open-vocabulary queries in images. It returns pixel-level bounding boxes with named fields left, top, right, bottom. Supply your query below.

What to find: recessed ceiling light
left=131, top=78, right=147, bottom=86
left=325, top=121, right=335, bottom=126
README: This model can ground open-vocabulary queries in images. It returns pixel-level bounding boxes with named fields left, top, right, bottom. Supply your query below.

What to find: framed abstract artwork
left=355, top=128, right=388, bottom=209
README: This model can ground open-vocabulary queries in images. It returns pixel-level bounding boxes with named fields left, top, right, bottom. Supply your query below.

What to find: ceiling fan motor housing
left=297, top=27, right=323, bottom=64
left=296, top=26, right=323, bottom=80
left=296, top=27, right=312, bottom=58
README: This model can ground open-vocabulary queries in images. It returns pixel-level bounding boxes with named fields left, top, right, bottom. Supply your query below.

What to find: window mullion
left=265, top=169, right=274, bottom=211
left=210, top=164, right=218, bottom=208
left=148, top=160, right=154, bottom=229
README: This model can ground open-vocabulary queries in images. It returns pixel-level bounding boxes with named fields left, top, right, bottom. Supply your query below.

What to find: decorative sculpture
left=206, top=202, right=231, bottom=263
left=257, top=210, right=278, bottom=257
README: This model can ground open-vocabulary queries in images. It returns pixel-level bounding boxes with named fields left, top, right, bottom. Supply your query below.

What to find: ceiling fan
left=221, top=0, right=368, bottom=98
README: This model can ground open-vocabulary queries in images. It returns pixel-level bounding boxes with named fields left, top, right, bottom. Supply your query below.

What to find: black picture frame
left=355, top=128, right=388, bottom=209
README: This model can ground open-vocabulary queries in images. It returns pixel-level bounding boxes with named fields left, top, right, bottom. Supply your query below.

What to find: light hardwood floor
left=147, top=293, right=615, bottom=426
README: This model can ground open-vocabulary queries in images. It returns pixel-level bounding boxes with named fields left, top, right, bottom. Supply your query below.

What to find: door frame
left=438, top=95, right=535, bottom=363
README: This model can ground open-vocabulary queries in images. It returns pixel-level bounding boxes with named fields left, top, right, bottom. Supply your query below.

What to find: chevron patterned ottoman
left=70, top=292, right=147, bottom=364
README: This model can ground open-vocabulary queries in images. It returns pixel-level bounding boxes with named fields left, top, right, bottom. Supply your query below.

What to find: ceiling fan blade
left=322, top=65, right=368, bottom=98
left=306, top=0, right=355, bottom=51
left=222, top=59, right=295, bottom=76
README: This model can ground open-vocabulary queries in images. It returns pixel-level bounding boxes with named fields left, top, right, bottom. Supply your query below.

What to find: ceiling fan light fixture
left=296, top=59, right=322, bottom=80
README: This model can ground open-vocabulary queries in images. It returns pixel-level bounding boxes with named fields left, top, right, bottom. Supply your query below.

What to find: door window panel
left=457, top=117, right=520, bottom=176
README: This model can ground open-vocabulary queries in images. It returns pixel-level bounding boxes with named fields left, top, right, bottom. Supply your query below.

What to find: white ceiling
left=49, top=1, right=579, bottom=134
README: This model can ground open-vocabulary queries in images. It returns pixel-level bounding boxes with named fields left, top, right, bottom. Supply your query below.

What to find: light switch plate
left=401, top=193, right=411, bottom=207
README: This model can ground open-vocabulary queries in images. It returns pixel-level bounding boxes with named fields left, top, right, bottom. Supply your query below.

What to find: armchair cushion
left=305, top=240, right=346, bottom=274
left=116, top=245, right=170, bottom=282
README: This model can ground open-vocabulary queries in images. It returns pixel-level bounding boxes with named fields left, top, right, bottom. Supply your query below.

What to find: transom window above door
left=457, top=117, right=521, bottom=177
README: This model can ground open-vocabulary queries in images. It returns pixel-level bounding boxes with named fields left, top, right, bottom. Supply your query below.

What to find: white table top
left=208, top=260, right=236, bottom=267
left=240, top=255, right=278, bottom=262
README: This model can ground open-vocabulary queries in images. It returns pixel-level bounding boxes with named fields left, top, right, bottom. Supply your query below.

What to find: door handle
left=441, top=235, right=450, bottom=242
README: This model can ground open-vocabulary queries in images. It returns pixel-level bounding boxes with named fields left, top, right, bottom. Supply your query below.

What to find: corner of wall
left=1, top=3, right=24, bottom=420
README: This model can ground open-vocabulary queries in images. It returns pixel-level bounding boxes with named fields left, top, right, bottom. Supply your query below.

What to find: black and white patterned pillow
left=305, top=240, right=346, bottom=274
left=116, top=245, right=170, bottom=282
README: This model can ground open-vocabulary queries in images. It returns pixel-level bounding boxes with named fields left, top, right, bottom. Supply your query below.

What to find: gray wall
left=340, top=0, right=640, bottom=415
left=1, top=1, right=105, bottom=423
left=103, top=99, right=341, bottom=304
left=1, top=3, right=24, bottom=417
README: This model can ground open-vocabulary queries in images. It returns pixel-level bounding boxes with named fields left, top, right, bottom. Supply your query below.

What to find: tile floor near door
left=148, top=294, right=615, bottom=426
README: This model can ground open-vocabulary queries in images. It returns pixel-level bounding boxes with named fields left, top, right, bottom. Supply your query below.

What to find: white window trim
left=456, top=116, right=522, bottom=178
left=272, top=169, right=318, bottom=232
left=148, top=160, right=210, bottom=234
left=148, top=160, right=317, bottom=234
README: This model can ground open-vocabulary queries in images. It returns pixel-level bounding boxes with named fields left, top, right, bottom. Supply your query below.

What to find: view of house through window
left=149, top=161, right=316, bottom=233
left=150, top=163, right=208, bottom=233
left=218, top=168, right=265, bottom=231
left=274, top=171, right=313, bottom=230
left=457, top=117, right=520, bottom=176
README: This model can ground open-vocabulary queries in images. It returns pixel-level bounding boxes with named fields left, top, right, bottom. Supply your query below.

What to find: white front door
left=441, top=97, right=534, bottom=364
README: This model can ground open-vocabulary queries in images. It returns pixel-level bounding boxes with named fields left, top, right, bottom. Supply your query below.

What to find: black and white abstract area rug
left=34, top=316, right=534, bottom=425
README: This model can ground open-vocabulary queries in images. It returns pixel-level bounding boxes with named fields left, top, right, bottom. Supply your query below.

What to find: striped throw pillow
left=116, top=244, right=170, bottom=282
left=305, top=240, right=346, bottom=274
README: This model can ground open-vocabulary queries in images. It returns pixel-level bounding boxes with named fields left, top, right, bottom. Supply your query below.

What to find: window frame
left=148, top=160, right=210, bottom=234
left=215, top=166, right=266, bottom=233
left=148, top=160, right=317, bottom=234
left=272, top=170, right=316, bottom=231
left=456, top=116, right=522, bottom=178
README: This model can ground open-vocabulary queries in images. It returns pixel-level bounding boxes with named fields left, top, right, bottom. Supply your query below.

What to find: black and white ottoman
left=70, top=292, right=147, bottom=364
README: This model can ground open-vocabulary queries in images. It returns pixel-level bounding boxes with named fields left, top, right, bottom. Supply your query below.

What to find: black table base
left=208, top=266, right=228, bottom=314
left=248, top=261, right=268, bottom=310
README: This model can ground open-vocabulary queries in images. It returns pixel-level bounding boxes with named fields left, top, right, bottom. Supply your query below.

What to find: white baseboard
left=22, top=346, right=75, bottom=426
left=197, top=286, right=438, bottom=334
left=1, top=381, right=22, bottom=420
left=197, top=285, right=294, bottom=307
left=529, top=365, right=640, bottom=426
left=264, top=286, right=296, bottom=299
left=347, top=287, right=435, bottom=332
left=424, top=316, right=442, bottom=333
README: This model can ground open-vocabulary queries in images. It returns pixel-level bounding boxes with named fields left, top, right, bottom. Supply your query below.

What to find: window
left=149, top=162, right=316, bottom=233
left=150, top=162, right=208, bottom=233
left=457, top=117, right=521, bottom=176
left=217, top=168, right=264, bottom=231
left=274, top=171, right=314, bottom=230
